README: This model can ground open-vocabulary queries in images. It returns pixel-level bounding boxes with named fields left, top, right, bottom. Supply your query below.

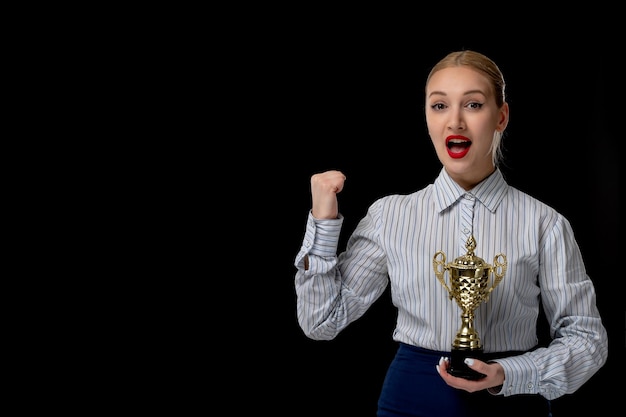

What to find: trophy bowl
left=433, top=236, right=506, bottom=380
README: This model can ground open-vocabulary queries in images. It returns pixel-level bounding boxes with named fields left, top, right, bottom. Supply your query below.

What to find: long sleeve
left=294, top=208, right=389, bottom=341
left=490, top=215, right=608, bottom=399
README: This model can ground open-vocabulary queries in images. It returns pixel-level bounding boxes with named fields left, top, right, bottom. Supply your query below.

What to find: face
left=425, top=66, right=508, bottom=190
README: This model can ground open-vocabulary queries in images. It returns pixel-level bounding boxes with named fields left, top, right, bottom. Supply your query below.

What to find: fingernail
left=438, top=356, right=444, bottom=366
left=435, top=364, right=440, bottom=374
left=464, top=358, right=474, bottom=366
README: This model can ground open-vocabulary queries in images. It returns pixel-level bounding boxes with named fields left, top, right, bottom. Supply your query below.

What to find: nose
left=448, top=110, right=465, bottom=130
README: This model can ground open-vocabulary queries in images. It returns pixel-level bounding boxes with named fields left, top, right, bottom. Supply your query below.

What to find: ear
left=496, top=102, right=509, bottom=132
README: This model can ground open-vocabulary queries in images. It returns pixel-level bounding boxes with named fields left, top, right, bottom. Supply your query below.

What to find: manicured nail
left=435, top=364, right=440, bottom=374
left=464, top=358, right=474, bottom=366
left=439, top=356, right=445, bottom=366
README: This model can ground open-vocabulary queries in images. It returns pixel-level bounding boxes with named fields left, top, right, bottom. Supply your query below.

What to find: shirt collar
left=433, top=167, right=508, bottom=213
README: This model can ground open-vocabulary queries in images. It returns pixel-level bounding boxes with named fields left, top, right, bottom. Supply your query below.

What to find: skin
left=309, top=65, right=510, bottom=392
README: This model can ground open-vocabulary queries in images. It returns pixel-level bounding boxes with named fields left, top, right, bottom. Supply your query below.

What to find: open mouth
left=446, top=137, right=471, bottom=159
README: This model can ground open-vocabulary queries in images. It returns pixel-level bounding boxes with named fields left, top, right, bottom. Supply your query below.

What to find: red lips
left=446, top=135, right=471, bottom=159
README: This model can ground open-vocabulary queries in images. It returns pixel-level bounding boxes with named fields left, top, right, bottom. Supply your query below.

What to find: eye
left=466, top=102, right=484, bottom=110
left=430, top=103, right=446, bottom=111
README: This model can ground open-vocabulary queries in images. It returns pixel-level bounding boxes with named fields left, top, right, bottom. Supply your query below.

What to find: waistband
left=398, top=342, right=531, bottom=360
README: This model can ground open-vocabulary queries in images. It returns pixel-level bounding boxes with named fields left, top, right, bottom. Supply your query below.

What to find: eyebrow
left=427, top=89, right=487, bottom=98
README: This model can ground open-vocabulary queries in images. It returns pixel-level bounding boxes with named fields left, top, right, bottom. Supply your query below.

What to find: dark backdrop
left=237, top=38, right=621, bottom=415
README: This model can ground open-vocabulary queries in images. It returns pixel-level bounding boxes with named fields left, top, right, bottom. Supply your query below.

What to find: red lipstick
left=445, top=135, right=471, bottom=159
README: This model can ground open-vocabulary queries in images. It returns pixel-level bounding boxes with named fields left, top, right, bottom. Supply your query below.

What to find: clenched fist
left=310, top=170, right=346, bottom=219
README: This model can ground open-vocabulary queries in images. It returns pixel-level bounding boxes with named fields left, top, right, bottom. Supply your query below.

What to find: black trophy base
left=448, top=348, right=486, bottom=380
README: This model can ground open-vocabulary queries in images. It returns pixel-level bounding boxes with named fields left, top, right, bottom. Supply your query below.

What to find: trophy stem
left=452, top=312, right=481, bottom=350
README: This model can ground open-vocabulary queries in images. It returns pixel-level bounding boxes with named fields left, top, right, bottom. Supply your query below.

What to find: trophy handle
left=433, top=251, right=453, bottom=299
left=486, top=253, right=507, bottom=299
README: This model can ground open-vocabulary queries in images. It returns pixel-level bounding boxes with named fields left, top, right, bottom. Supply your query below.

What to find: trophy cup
left=433, top=235, right=506, bottom=380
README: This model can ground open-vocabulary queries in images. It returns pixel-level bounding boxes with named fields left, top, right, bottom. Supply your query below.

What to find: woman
left=293, top=50, right=608, bottom=416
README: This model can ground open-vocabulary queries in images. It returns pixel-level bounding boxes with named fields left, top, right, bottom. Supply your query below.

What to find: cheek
left=425, top=117, right=438, bottom=137
left=426, top=113, right=446, bottom=130
left=427, top=129, right=441, bottom=147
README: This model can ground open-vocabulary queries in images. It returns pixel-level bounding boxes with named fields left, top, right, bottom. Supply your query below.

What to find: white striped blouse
left=294, top=167, right=608, bottom=400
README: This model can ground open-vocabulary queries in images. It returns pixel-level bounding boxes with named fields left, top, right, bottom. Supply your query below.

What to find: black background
left=218, top=34, right=621, bottom=415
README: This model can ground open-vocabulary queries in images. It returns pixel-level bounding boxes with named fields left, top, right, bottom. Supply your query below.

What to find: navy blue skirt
left=377, top=343, right=551, bottom=417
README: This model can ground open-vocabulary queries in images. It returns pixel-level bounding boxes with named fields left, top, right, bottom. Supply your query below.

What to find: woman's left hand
left=436, top=357, right=505, bottom=393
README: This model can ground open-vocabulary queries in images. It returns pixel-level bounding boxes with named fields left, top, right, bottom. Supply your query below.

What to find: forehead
left=426, top=66, right=492, bottom=96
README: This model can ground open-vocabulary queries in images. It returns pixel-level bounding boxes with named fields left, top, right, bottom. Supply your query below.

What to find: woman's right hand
left=310, top=170, right=346, bottom=219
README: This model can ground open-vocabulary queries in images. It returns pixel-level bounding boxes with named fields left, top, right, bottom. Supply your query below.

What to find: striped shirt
left=294, top=167, right=608, bottom=400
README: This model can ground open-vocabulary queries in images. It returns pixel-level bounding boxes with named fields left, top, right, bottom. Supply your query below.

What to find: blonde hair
left=426, top=50, right=507, bottom=167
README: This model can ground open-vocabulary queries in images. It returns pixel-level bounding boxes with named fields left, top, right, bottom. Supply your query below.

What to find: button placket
left=460, top=193, right=475, bottom=253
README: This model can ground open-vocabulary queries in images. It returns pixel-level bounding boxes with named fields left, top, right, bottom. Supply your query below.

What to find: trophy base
left=448, top=348, right=487, bottom=380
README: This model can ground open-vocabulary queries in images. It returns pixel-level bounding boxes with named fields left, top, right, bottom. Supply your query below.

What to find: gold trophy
left=433, top=236, right=507, bottom=380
